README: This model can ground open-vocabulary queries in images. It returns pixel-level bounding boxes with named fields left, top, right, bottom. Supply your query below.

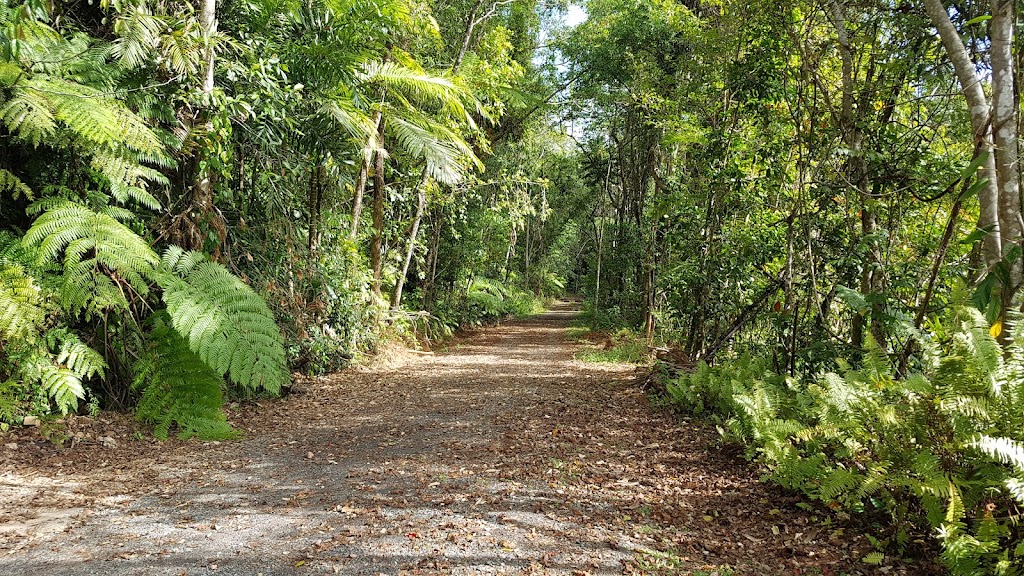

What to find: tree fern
left=0, top=85, right=56, bottom=146
left=13, top=328, right=105, bottom=415
left=156, top=247, right=288, bottom=394
left=22, top=200, right=159, bottom=317
left=133, top=315, right=237, bottom=440
left=0, top=261, right=43, bottom=340
left=0, top=12, right=171, bottom=209
left=0, top=168, right=33, bottom=200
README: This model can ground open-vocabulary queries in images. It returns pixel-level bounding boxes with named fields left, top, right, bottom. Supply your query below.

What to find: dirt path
left=1, top=301, right=910, bottom=575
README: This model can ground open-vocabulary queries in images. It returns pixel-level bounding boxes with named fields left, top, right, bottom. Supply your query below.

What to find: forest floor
left=0, top=301, right=933, bottom=576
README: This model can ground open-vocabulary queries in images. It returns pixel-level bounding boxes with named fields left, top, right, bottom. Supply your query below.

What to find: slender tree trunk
left=392, top=170, right=430, bottom=309
left=422, top=206, right=444, bottom=309
left=830, top=0, right=885, bottom=349
left=307, top=162, right=323, bottom=257
left=194, top=0, right=217, bottom=214
left=990, top=0, right=1022, bottom=302
left=524, top=221, right=531, bottom=285
left=371, top=124, right=386, bottom=298
left=170, top=0, right=224, bottom=255
left=349, top=49, right=391, bottom=240
left=898, top=187, right=966, bottom=374
left=454, top=0, right=485, bottom=72
left=923, top=0, right=1002, bottom=264
left=349, top=110, right=384, bottom=239
left=502, top=226, right=516, bottom=283
left=594, top=217, right=604, bottom=315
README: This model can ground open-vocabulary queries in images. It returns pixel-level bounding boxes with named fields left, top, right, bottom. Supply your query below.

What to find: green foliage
left=576, top=330, right=651, bottom=365
left=664, top=309, right=1024, bottom=574
left=460, top=276, right=544, bottom=325
left=156, top=247, right=288, bottom=395
left=24, top=200, right=159, bottom=317
left=133, top=315, right=237, bottom=440
left=0, top=0, right=547, bottom=437
left=13, top=328, right=106, bottom=415
left=0, top=239, right=44, bottom=340
left=0, top=10, right=170, bottom=209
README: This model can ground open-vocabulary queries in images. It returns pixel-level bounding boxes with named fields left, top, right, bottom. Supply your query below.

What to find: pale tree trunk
left=348, top=109, right=383, bottom=239
left=169, top=0, right=222, bottom=254
left=422, top=206, right=444, bottom=309
left=829, top=0, right=879, bottom=348
left=454, top=0, right=485, bottom=72
left=349, top=49, right=391, bottom=240
left=194, top=0, right=216, bottom=213
left=502, top=226, right=517, bottom=282
left=990, top=0, right=1021, bottom=299
left=371, top=123, right=386, bottom=298
left=922, top=0, right=1002, bottom=264
left=594, top=218, right=603, bottom=314
left=391, top=170, right=430, bottom=309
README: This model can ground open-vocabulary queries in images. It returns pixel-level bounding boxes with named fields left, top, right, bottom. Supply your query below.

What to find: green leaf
left=156, top=247, right=288, bottom=395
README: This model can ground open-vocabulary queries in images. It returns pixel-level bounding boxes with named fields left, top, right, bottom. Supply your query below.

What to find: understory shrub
left=576, top=329, right=652, bottom=364
left=665, top=307, right=1024, bottom=574
left=460, top=276, right=546, bottom=326
left=1, top=203, right=288, bottom=438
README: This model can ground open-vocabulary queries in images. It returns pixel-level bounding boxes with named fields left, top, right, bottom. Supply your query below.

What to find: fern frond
left=47, top=328, right=105, bottom=380
left=29, top=75, right=163, bottom=154
left=0, top=168, right=33, bottom=200
left=23, top=200, right=160, bottom=315
left=90, top=149, right=164, bottom=209
left=134, top=315, right=237, bottom=440
left=817, top=467, right=863, bottom=503
left=0, top=262, right=44, bottom=340
left=36, top=363, right=85, bottom=415
left=968, top=435, right=1024, bottom=473
left=156, top=247, right=288, bottom=394
left=15, top=329, right=103, bottom=415
left=0, top=86, right=56, bottom=146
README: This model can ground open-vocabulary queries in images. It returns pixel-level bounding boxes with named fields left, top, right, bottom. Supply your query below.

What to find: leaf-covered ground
left=0, top=302, right=935, bottom=575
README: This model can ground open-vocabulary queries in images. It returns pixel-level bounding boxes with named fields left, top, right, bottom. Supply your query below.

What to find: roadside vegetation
left=0, top=0, right=1021, bottom=573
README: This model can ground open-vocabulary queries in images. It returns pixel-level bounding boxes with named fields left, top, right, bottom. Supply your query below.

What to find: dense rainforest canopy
left=1, top=0, right=1023, bottom=572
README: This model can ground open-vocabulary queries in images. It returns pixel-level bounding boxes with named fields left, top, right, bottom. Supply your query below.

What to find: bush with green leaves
left=459, top=276, right=544, bottom=326
left=0, top=3, right=290, bottom=437
left=665, top=308, right=1024, bottom=574
left=1, top=198, right=289, bottom=437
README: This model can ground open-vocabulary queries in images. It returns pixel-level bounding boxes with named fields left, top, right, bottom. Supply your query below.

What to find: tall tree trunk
left=594, top=217, right=604, bottom=315
left=307, top=162, right=324, bottom=257
left=422, top=206, right=444, bottom=311
left=169, top=0, right=224, bottom=254
left=371, top=124, right=386, bottom=298
left=194, top=0, right=217, bottom=218
left=392, top=170, right=430, bottom=309
left=922, top=0, right=1002, bottom=264
left=454, top=0, right=485, bottom=72
left=349, top=48, right=392, bottom=240
left=349, top=109, right=384, bottom=239
left=990, top=0, right=1022, bottom=303
left=830, top=0, right=885, bottom=349
left=502, top=226, right=517, bottom=283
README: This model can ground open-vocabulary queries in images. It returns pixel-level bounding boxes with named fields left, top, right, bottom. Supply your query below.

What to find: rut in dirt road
left=2, top=301, right=886, bottom=575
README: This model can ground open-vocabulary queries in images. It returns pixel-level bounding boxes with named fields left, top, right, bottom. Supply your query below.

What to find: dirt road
left=1, top=301, right=898, bottom=575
